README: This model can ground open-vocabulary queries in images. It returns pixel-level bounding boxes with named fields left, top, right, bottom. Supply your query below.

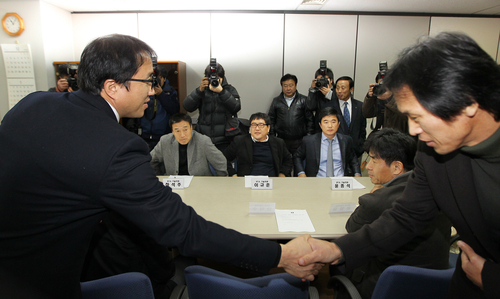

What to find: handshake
left=277, top=235, right=342, bottom=281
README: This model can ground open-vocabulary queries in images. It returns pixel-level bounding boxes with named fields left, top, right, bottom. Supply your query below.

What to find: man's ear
left=463, top=101, right=479, bottom=118
left=391, top=161, right=404, bottom=176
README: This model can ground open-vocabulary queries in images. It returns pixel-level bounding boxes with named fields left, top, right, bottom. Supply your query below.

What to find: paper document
left=275, top=209, right=315, bottom=232
left=169, top=175, right=193, bottom=187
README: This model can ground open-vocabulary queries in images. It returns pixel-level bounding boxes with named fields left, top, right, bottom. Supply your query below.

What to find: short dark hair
left=204, top=63, right=225, bottom=78
left=317, top=107, right=340, bottom=123
left=155, top=65, right=168, bottom=79
left=384, top=32, right=500, bottom=121
left=249, top=112, right=271, bottom=126
left=335, top=76, right=354, bottom=89
left=169, top=113, right=192, bottom=128
left=364, top=128, right=416, bottom=171
left=77, top=34, right=156, bottom=96
left=280, top=74, right=298, bottom=85
left=315, top=68, right=334, bottom=81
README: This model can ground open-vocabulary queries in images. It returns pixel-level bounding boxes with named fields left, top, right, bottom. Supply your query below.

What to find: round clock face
left=3, top=13, right=24, bottom=36
left=5, top=16, right=21, bottom=33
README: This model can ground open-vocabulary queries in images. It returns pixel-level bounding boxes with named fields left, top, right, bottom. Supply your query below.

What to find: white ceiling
left=40, top=0, right=500, bottom=15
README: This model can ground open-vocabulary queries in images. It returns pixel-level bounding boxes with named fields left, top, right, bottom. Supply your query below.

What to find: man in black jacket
left=183, top=62, right=240, bottom=152
left=335, top=128, right=450, bottom=299
left=224, top=112, right=293, bottom=177
left=0, top=34, right=320, bottom=299
left=268, top=74, right=314, bottom=159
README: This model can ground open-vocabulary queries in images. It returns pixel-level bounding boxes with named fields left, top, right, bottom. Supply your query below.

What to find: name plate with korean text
left=331, top=177, right=354, bottom=190
left=251, top=177, right=273, bottom=190
left=163, top=177, right=185, bottom=189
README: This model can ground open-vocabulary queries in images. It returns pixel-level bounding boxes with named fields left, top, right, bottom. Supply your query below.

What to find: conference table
left=158, top=176, right=374, bottom=240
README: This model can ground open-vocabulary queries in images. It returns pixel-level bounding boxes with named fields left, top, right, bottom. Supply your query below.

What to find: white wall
left=0, top=0, right=46, bottom=119
left=40, top=1, right=74, bottom=89
left=1, top=2, right=500, bottom=121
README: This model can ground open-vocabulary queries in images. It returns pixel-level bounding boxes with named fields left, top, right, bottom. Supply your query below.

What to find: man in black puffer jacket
left=268, top=74, right=314, bottom=174
left=183, top=62, right=240, bottom=152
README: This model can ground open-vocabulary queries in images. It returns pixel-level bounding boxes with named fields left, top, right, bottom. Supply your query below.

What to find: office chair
left=81, top=272, right=155, bottom=299
left=328, top=265, right=455, bottom=299
left=184, top=265, right=319, bottom=299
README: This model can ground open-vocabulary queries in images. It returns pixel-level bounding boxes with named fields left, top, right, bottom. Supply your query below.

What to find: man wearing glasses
left=223, top=112, right=293, bottom=177
left=0, top=34, right=320, bottom=299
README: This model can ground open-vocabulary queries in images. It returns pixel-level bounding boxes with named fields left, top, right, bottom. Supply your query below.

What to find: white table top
left=158, top=176, right=374, bottom=240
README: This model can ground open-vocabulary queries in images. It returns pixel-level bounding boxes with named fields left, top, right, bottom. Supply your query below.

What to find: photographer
left=139, top=65, right=180, bottom=150
left=362, top=64, right=408, bottom=134
left=49, top=63, right=78, bottom=92
left=306, top=62, right=337, bottom=132
left=183, top=60, right=241, bottom=152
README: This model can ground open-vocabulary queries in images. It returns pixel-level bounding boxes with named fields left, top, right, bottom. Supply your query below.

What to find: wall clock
left=2, top=13, right=25, bottom=36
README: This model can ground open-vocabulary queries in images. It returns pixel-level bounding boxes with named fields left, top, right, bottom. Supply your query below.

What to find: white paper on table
left=275, top=209, right=315, bottom=232
left=244, top=175, right=268, bottom=188
left=329, top=203, right=357, bottom=214
left=330, top=177, right=366, bottom=189
left=249, top=202, right=275, bottom=214
left=169, top=175, right=193, bottom=187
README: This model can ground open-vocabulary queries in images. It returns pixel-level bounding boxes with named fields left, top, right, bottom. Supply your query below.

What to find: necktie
left=326, top=139, right=334, bottom=177
left=343, top=101, right=350, bottom=127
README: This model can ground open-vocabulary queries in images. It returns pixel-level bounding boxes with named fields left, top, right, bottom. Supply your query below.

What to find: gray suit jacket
left=150, top=131, right=227, bottom=176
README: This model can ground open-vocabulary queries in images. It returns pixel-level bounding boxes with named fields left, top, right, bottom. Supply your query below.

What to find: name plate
left=250, top=177, right=273, bottom=190
left=331, top=177, right=354, bottom=190
left=163, top=177, right=185, bottom=189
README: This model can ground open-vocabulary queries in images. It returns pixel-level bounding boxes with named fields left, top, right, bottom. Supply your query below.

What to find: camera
left=208, top=58, right=219, bottom=87
left=372, top=61, right=388, bottom=97
left=65, top=63, right=79, bottom=91
left=315, top=60, right=330, bottom=88
left=152, top=55, right=161, bottom=88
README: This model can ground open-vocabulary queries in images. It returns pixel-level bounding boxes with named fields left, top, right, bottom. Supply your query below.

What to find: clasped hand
left=279, top=235, right=342, bottom=281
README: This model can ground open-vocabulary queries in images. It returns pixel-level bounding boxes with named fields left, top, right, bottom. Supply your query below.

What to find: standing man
left=335, top=128, right=451, bottom=299
left=334, top=76, right=366, bottom=158
left=150, top=113, right=227, bottom=176
left=307, top=65, right=337, bottom=131
left=140, top=65, right=180, bottom=151
left=49, top=63, right=78, bottom=92
left=299, top=32, right=500, bottom=299
left=224, top=112, right=293, bottom=177
left=183, top=61, right=240, bottom=152
left=293, top=107, right=361, bottom=177
left=268, top=74, right=314, bottom=163
left=0, top=34, right=319, bottom=299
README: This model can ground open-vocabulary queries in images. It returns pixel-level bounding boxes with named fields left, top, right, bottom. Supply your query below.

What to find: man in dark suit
left=293, top=107, right=361, bottom=177
left=298, top=33, right=500, bottom=299
left=334, top=76, right=366, bottom=158
left=224, top=112, right=293, bottom=177
left=335, top=128, right=451, bottom=299
left=0, top=34, right=319, bottom=299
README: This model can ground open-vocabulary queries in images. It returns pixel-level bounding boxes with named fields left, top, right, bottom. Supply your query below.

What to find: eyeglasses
left=126, top=76, right=160, bottom=88
left=250, top=123, right=268, bottom=128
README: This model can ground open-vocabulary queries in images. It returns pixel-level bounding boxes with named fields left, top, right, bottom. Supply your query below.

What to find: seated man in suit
left=294, top=107, right=361, bottom=177
left=223, top=112, right=292, bottom=177
left=150, top=113, right=227, bottom=176
left=334, top=128, right=451, bottom=299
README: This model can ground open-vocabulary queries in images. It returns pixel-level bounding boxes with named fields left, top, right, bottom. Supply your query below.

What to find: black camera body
left=315, top=60, right=330, bottom=88
left=373, top=61, right=388, bottom=97
left=208, top=58, right=219, bottom=88
left=65, top=63, right=79, bottom=91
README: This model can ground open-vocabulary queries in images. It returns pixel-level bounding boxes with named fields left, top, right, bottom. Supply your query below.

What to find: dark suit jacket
left=223, top=134, right=293, bottom=177
left=334, top=172, right=451, bottom=299
left=332, top=98, right=367, bottom=157
left=334, top=142, right=500, bottom=299
left=293, top=132, right=361, bottom=177
left=0, top=90, right=280, bottom=299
